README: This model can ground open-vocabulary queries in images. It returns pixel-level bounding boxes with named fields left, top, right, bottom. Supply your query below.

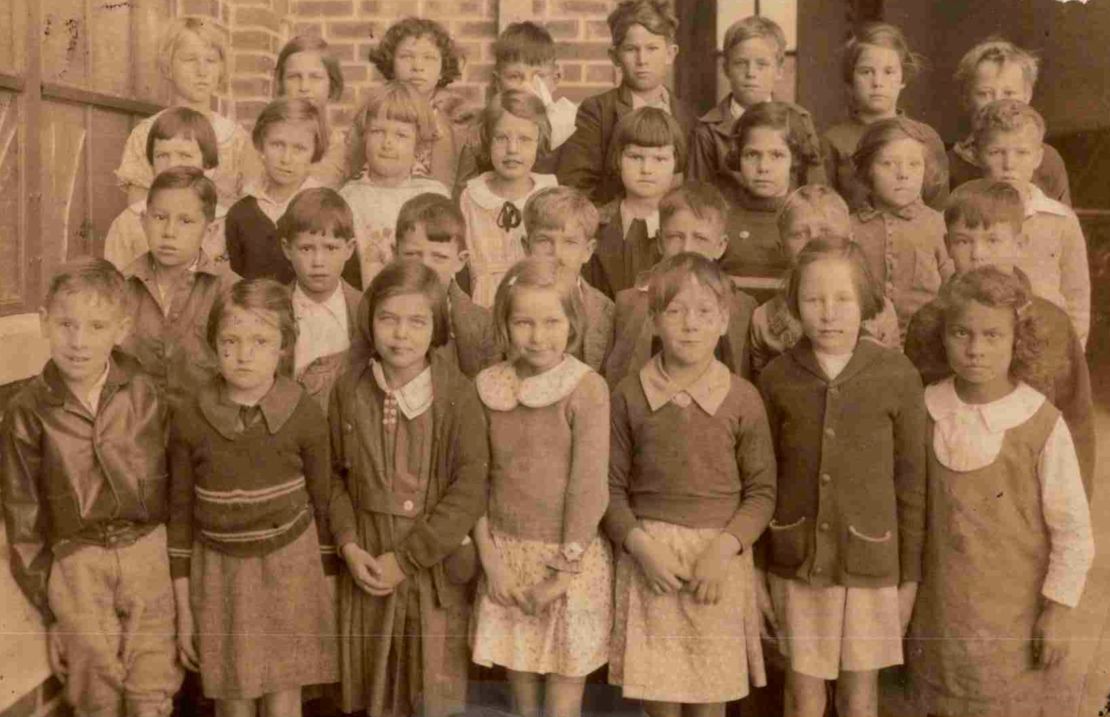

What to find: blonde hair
left=492, top=257, right=584, bottom=358
left=954, top=38, right=1039, bottom=106
left=158, top=17, right=228, bottom=91
left=647, top=252, right=732, bottom=316
left=970, top=98, right=1046, bottom=145
left=524, top=186, right=600, bottom=239
left=346, top=81, right=437, bottom=178
left=721, top=15, right=786, bottom=64
left=777, top=185, right=851, bottom=237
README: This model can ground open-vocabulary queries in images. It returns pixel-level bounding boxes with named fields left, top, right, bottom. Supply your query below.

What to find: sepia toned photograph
left=0, top=1, right=1108, bottom=716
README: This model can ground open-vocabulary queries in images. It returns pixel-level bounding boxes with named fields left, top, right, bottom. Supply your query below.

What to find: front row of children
left=2, top=157, right=1096, bottom=717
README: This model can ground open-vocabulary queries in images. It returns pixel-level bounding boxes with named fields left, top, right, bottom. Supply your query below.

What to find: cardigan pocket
left=844, top=524, right=897, bottom=577
left=768, top=516, right=808, bottom=568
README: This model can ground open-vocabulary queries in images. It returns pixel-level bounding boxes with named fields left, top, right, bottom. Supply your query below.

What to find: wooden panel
left=0, top=91, right=23, bottom=308
left=39, top=100, right=88, bottom=271
left=41, top=0, right=89, bottom=87
left=88, top=107, right=132, bottom=257
left=0, top=0, right=26, bottom=74
left=90, top=0, right=133, bottom=97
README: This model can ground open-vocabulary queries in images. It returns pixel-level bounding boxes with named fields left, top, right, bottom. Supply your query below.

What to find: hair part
left=358, top=259, right=450, bottom=358
left=158, top=17, right=228, bottom=90
left=954, top=37, right=1039, bottom=102
left=777, top=185, right=851, bottom=237
left=493, top=21, right=557, bottom=67
left=251, top=97, right=329, bottom=162
left=478, top=90, right=553, bottom=167
left=851, top=116, right=945, bottom=201
left=44, top=257, right=128, bottom=314
left=937, top=266, right=1051, bottom=387
left=608, top=106, right=688, bottom=176
left=346, top=81, right=437, bottom=177
left=647, top=252, right=731, bottom=315
left=944, top=179, right=1025, bottom=236
left=726, top=101, right=823, bottom=183
left=970, top=98, right=1046, bottom=145
left=206, top=278, right=299, bottom=376
left=277, top=187, right=355, bottom=244
left=492, top=257, right=584, bottom=358
left=841, top=21, right=922, bottom=85
left=721, top=15, right=786, bottom=63
left=368, top=17, right=464, bottom=90
left=146, top=107, right=219, bottom=169
left=148, top=166, right=218, bottom=222
left=659, top=181, right=730, bottom=228
left=396, top=192, right=468, bottom=251
left=275, top=35, right=345, bottom=102
left=785, top=236, right=884, bottom=322
left=523, top=186, right=600, bottom=240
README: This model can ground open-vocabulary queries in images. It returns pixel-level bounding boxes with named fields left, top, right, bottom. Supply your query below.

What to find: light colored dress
left=115, top=109, right=261, bottom=207
left=470, top=356, right=613, bottom=677
left=459, top=172, right=558, bottom=307
left=339, top=176, right=449, bottom=286
left=908, top=378, right=1093, bottom=716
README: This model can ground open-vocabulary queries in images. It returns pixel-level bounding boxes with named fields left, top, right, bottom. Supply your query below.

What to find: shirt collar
left=925, top=376, right=1044, bottom=433
left=476, top=355, right=591, bottom=411
left=620, top=202, right=660, bottom=240
left=464, top=171, right=558, bottom=210
left=1023, top=183, right=1070, bottom=218
left=639, top=354, right=731, bottom=415
left=729, top=96, right=746, bottom=122
left=292, top=282, right=348, bottom=321
left=67, top=363, right=111, bottom=415
left=245, top=176, right=323, bottom=208
left=370, top=360, right=433, bottom=420
left=856, top=198, right=926, bottom=222
left=199, top=375, right=304, bottom=440
left=125, top=249, right=221, bottom=281
left=629, top=85, right=671, bottom=112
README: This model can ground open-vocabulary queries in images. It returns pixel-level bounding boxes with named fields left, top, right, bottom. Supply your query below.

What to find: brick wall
left=177, top=0, right=624, bottom=129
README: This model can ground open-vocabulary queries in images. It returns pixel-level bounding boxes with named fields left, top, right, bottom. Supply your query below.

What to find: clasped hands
left=341, top=542, right=408, bottom=596
left=626, top=528, right=741, bottom=605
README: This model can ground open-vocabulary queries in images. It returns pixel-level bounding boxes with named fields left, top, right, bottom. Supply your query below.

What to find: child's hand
left=175, top=607, right=199, bottom=672
left=483, top=553, right=525, bottom=608
left=627, top=528, right=691, bottom=595
left=341, top=542, right=384, bottom=594
left=362, top=552, right=407, bottom=595
left=690, top=533, right=741, bottom=605
left=753, top=568, right=779, bottom=643
left=1033, top=600, right=1071, bottom=670
left=521, top=571, right=572, bottom=616
left=897, top=581, right=919, bottom=636
left=46, top=623, right=68, bottom=682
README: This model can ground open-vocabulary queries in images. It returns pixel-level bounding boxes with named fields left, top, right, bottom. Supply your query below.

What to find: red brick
left=232, top=76, right=272, bottom=97
left=455, top=42, right=481, bottom=62
left=232, top=30, right=275, bottom=53
left=358, top=43, right=378, bottom=60
left=533, top=0, right=547, bottom=14
left=556, top=0, right=609, bottom=13
left=555, top=42, right=609, bottom=61
left=292, top=21, right=324, bottom=36
left=234, top=53, right=276, bottom=74
left=465, top=63, right=493, bottom=83
left=328, top=42, right=357, bottom=62
left=235, top=7, right=280, bottom=31
left=424, top=0, right=484, bottom=15
left=361, top=0, right=414, bottom=13
left=295, top=0, right=354, bottom=15
left=182, top=0, right=219, bottom=16
left=456, top=21, right=497, bottom=39
left=586, top=20, right=610, bottom=40
left=560, top=63, right=582, bottom=82
left=341, top=64, right=369, bottom=82
left=585, top=63, right=615, bottom=83
left=236, top=100, right=269, bottom=122
left=327, top=20, right=376, bottom=40
left=274, top=0, right=292, bottom=15
left=232, top=0, right=269, bottom=5
left=546, top=19, right=579, bottom=39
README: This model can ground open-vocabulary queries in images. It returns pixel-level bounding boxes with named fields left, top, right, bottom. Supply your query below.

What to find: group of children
left=0, top=2, right=1100, bottom=717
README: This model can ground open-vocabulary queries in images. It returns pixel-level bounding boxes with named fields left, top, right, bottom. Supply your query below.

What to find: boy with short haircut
left=104, top=107, right=227, bottom=271
left=904, top=179, right=1094, bottom=495
left=1, top=258, right=182, bottom=717
left=454, top=21, right=577, bottom=195
left=603, top=181, right=757, bottom=388
left=393, top=192, right=500, bottom=377
left=687, top=16, right=786, bottom=197
left=972, top=99, right=1090, bottom=345
left=278, top=186, right=368, bottom=412
left=120, top=166, right=240, bottom=407
left=556, top=0, right=695, bottom=206
left=949, top=39, right=1071, bottom=205
left=749, top=185, right=901, bottom=381
left=521, top=185, right=614, bottom=371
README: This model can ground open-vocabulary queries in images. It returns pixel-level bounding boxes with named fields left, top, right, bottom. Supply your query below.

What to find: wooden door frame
left=673, top=0, right=718, bottom=116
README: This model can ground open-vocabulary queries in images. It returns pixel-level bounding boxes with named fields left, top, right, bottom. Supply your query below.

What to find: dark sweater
left=226, top=197, right=295, bottom=283
left=604, top=371, right=777, bottom=550
left=168, top=375, right=334, bottom=578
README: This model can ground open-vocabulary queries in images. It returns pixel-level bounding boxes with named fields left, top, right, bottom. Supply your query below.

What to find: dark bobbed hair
left=148, top=166, right=218, bottom=222
left=607, top=106, right=688, bottom=176
left=146, top=107, right=219, bottom=169
left=357, top=259, right=450, bottom=359
left=276, top=187, right=355, bottom=243
left=395, top=192, right=468, bottom=251
left=784, top=236, right=884, bottom=323
left=726, top=101, right=822, bottom=185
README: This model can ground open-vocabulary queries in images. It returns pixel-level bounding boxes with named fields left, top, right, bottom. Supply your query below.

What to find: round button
left=402, top=500, right=414, bottom=512
left=824, top=427, right=836, bottom=438
left=820, top=473, right=832, bottom=484
left=813, top=566, right=824, bottom=575
left=819, top=521, right=830, bottom=532
left=829, top=387, right=839, bottom=396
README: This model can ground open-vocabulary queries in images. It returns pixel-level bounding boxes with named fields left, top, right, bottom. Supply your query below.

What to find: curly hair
left=368, top=17, right=464, bottom=90
left=726, top=101, right=823, bottom=185
left=851, top=117, right=946, bottom=206
left=934, top=267, right=1056, bottom=390
left=970, top=98, right=1046, bottom=146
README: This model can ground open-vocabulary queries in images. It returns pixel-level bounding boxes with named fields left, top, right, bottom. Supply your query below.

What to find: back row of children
left=4, top=2, right=1098, bottom=717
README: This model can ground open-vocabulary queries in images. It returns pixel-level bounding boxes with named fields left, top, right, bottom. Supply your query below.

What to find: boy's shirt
left=582, top=200, right=662, bottom=300
left=556, top=84, right=696, bottom=207
left=120, top=251, right=240, bottom=408
left=1019, top=184, right=1090, bottom=346
left=293, top=280, right=369, bottom=413
left=949, top=137, right=1072, bottom=206
left=0, top=350, right=169, bottom=622
left=603, top=277, right=756, bottom=389
left=103, top=199, right=230, bottom=273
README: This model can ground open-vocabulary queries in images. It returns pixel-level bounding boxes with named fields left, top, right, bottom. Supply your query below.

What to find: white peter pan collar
left=463, top=171, right=558, bottom=211
left=476, top=355, right=590, bottom=411
left=371, top=360, right=433, bottom=420
left=1023, top=183, right=1071, bottom=219
left=925, top=377, right=1046, bottom=472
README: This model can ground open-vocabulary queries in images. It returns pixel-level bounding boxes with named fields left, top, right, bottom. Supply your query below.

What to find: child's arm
left=300, top=396, right=339, bottom=575
left=167, top=410, right=197, bottom=584
left=555, top=96, right=603, bottom=202
left=933, top=232, right=955, bottom=283
left=326, top=383, right=358, bottom=553
left=1038, top=418, right=1095, bottom=610
left=474, top=515, right=524, bottom=608
left=172, top=577, right=198, bottom=671
left=546, top=372, right=610, bottom=574
left=724, top=383, right=777, bottom=549
left=891, top=361, right=928, bottom=584
left=1059, top=212, right=1091, bottom=347
left=0, top=401, right=54, bottom=624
